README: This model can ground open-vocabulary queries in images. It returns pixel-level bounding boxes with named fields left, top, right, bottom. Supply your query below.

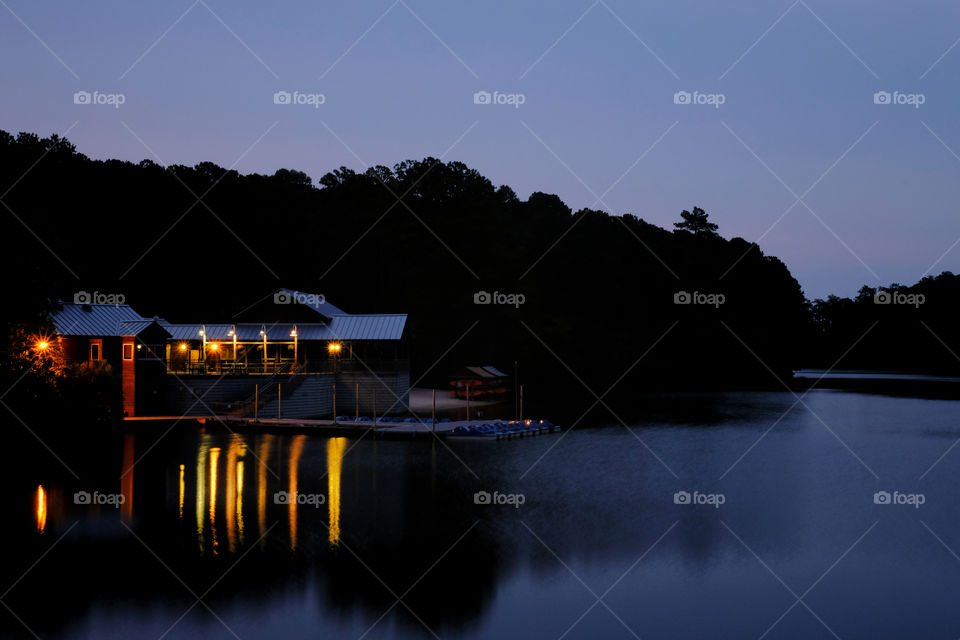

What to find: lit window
left=123, top=344, right=134, bottom=360
left=90, top=341, right=101, bottom=362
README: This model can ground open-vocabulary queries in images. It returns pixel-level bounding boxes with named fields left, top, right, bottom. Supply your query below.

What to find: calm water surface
left=4, top=390, right=960, bottom=639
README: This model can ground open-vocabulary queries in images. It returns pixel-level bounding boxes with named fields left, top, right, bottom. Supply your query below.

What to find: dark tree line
left=1, top=129, right=954, bottom=421
left=806, top=273, right=960, bottom=373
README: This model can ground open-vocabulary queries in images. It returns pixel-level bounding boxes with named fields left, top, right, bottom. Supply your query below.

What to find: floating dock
left=124, top=416, right=560, bottom=440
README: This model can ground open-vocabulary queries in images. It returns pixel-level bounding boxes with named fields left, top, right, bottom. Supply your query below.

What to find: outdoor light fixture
left=31, top=334, right=53, bottom=353
left=209, top=343, right=219, bottom=351
left=327, top=342, right=342, bottom=354
left=178, top=343, right=188, bottom=351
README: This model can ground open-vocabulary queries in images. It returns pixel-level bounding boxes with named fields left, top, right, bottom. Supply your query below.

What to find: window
left=123, top=344, right=134, bottom=360
left=89, top=340, right=101, bottom=362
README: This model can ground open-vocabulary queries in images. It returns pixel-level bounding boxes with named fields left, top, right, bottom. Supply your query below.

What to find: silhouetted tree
left=273, top=168, right=312, bottom=186
left=674, top=206, right=719, bottom=236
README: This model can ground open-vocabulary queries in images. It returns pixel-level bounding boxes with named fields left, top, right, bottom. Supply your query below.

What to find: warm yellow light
left=327, top=437, right=346, bottom=547
left=209, top=447, right=220, bottom=552
left=209, top=343, right=219, bottom=351
left=29, top=333, right=56, bottom=357
left=36, top=485, right=46, bottom=534
left=178, top=463, right=185, bottom=520
left=288, top=436, right=306, bottom=551
left=327, top=342, right=342, bottom=354
left=236, top=459, right=245, bottom=543
left=179, top=343, right=188, bottom=351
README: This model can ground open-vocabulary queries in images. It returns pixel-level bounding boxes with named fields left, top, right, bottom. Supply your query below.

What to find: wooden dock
left=123, top=416, right=560, bottom=439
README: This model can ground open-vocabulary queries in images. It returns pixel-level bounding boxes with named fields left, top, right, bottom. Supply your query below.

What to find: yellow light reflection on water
left=225, top=437, right=247, bottom=554
left=256, top=435, right=274, bottom=549
left=209, top=447, right=220, bottom=554
left=288, top=435, right=306, bottom=550
left=236, top=459, right=245, bottom=546
left=226, top=442, right=237, bottom=553
left=327, top=437, right=347, bottom=547
left=36, top=485, right=46, bottom=534
left=178, top=464, right=185, bottom=520
left=196, top=443, right=207, bottom=553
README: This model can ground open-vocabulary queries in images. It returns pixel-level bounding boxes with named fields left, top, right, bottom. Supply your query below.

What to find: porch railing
left=167, top=358, right=409, bottom=376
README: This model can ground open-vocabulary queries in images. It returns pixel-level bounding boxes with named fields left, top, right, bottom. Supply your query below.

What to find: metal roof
left=117, top=320, right=172, bottom=338
left=52, top=303, right=148, bottom=337
left=52, top=293, right=405, bottom=341
left=327, top=315, right=406, bottom=340
left=161, top=323, right=236, bottom=341
left=276, top=288, right=347, bottom=319
left=162, top=316, right=406, bottom=342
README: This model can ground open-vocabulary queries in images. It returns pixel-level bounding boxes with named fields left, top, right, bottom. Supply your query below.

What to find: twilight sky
left=2, top=0, right=959, bottom=299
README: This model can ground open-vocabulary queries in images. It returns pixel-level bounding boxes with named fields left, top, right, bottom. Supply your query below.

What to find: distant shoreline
left=792, top=369, right=960, bottom=398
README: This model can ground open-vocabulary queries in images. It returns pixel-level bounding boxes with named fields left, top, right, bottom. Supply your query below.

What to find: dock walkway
left=123, top=416, right=559, bottom=439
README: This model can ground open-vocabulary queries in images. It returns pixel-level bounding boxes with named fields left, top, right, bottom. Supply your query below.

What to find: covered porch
left=163, top=322, right=406, bottom=376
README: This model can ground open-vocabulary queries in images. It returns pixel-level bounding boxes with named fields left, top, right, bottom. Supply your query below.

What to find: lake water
left=4, top=389, right=960, bottom=639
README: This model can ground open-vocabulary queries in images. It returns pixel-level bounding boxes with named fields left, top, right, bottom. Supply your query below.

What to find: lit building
left=50, top=289, right=409, bottom=418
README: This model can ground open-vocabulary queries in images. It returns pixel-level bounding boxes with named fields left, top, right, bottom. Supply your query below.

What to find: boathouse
left=50, top=289, right=409, bottom=418
left=50, top=302, right=170, bottom=416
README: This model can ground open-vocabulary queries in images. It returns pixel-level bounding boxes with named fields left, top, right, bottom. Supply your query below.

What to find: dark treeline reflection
left=0, top=427, right=494, bottom=637
left=5, top=389, right=960, bottom=639
left=0, top=420, right=744, bottom=639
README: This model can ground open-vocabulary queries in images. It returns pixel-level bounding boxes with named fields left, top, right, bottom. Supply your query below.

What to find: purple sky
left=2, top=0, right=959, bottom=298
